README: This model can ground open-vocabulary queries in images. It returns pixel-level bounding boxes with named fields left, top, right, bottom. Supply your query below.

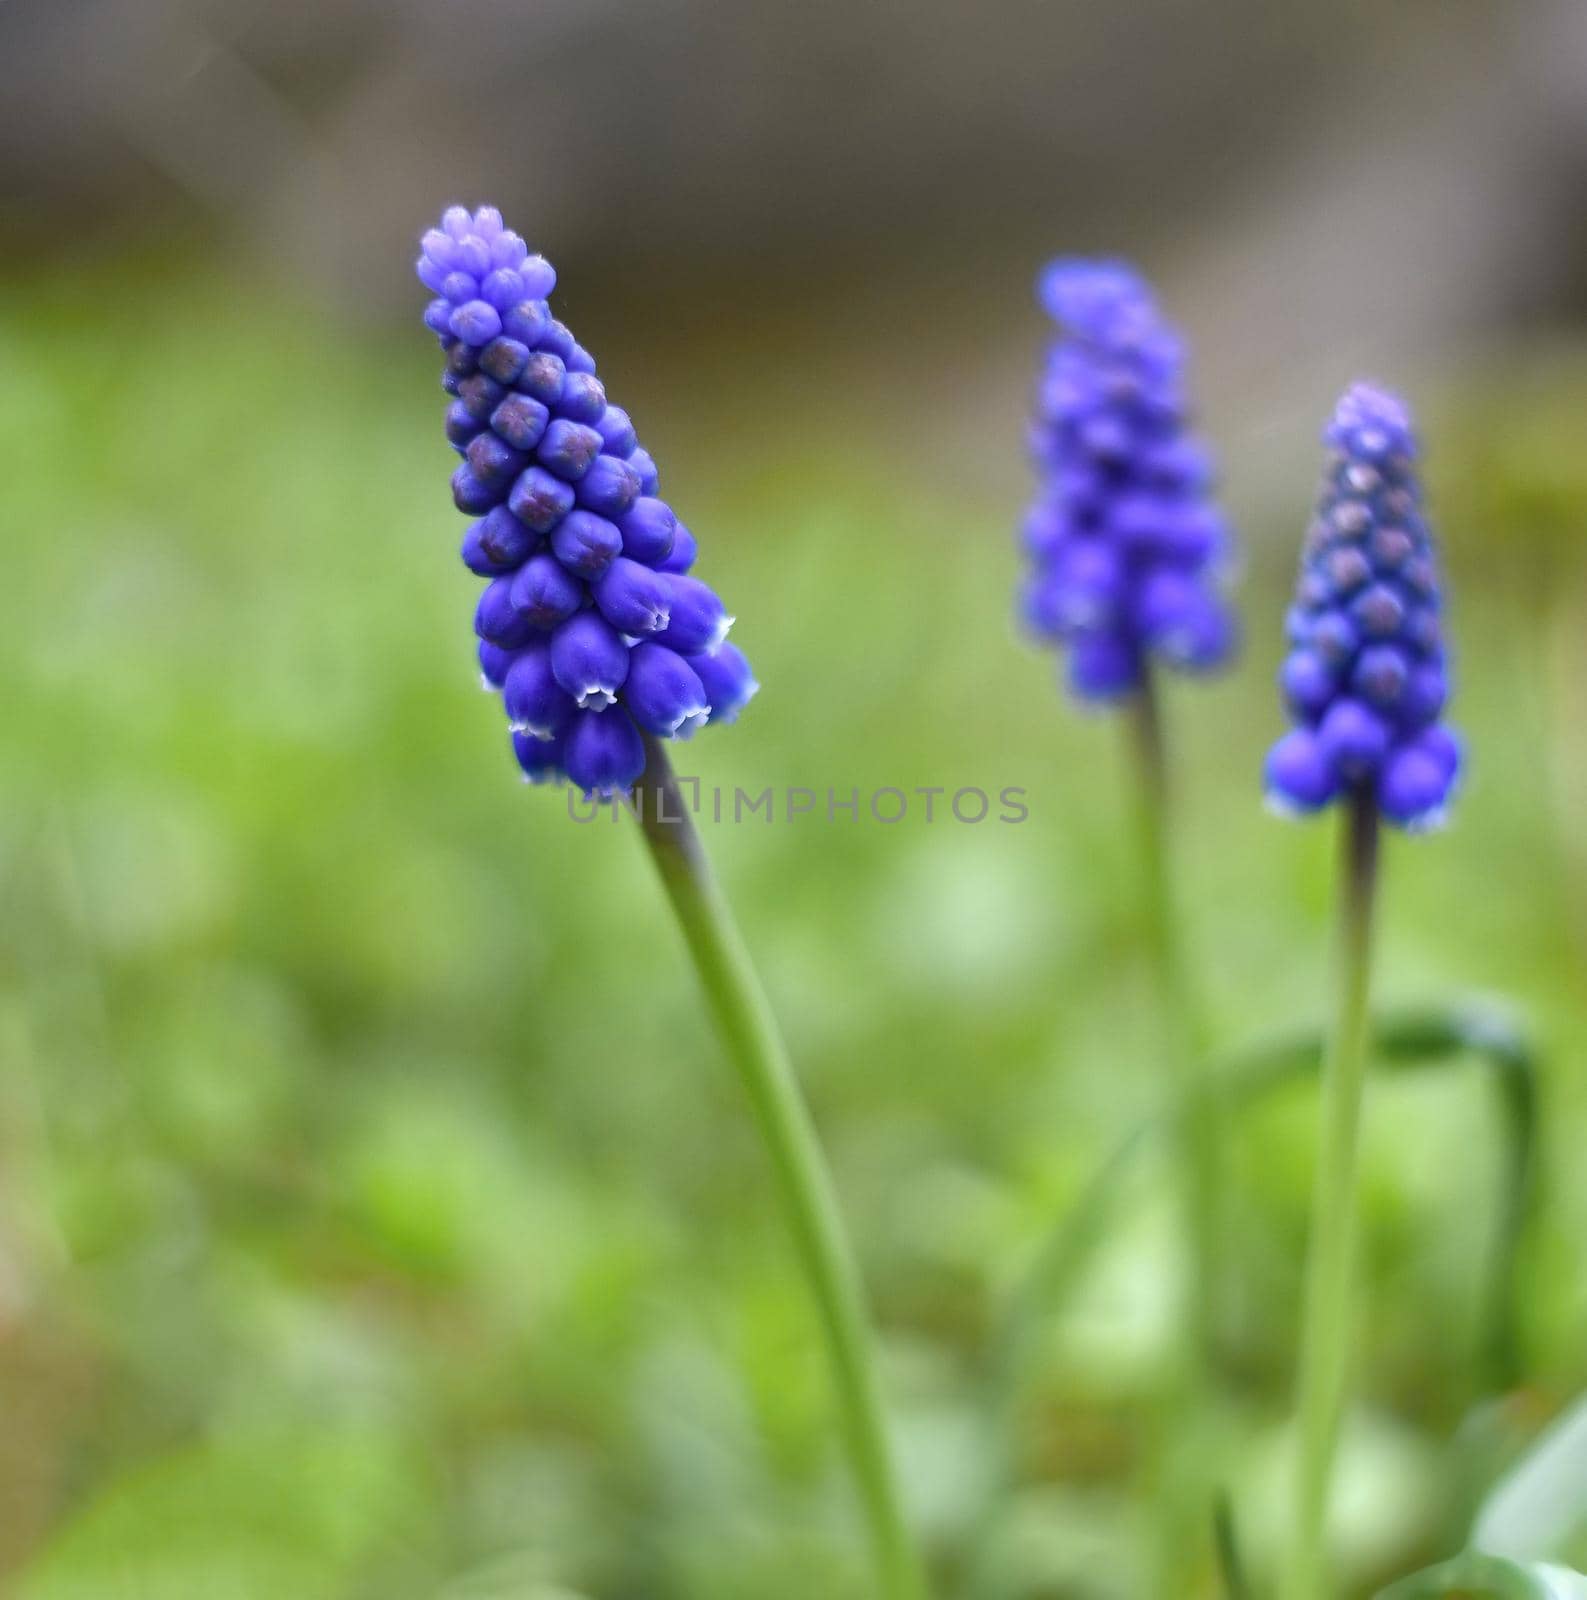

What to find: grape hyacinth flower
left=417, top=204, right=756, bottom=798
left=1266, top=383, right=1461, bottom=831
left=1018, top=259, right=1235, bottom=1375
left=416, top=207, right=921, bottom=1600
left=1021, top=258, right=1236, bottom=702
left=1273, top=385, right=1459, bottom=1600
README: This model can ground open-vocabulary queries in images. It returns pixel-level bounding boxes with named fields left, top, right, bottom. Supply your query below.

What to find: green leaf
left=1214, top=1490, right=1253, bottom=1600
left=988, top=1001, right=1535, bottom=1425
left=16, top=1427, right=428, bottom=1600
left=1475, top=1394, right=1587, bottom=1562
left=1377, top=1551, right=1587, bottom=1598
left=964, top=1001, right=1538, bottom=1593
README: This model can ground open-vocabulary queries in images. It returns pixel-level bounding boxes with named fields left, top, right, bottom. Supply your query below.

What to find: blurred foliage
left=1, top=267, right=1586, bottom=1599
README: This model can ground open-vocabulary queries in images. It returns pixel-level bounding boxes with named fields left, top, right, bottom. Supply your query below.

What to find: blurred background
left=2, top=0, right=1586, bottom=1595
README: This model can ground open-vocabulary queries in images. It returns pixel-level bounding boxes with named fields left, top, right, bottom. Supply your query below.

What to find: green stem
left=630, top=739, right=927, bottom=1600
left=1282, top=788, right=1381, bottom=1600
left=1125, top=673, right=1220, bottom=1365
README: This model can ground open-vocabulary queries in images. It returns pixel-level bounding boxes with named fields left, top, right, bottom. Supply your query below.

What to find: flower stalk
left=631, top=737, right=926, bottom=1600
left=1125, top=667, right=1221, bottom=1365
left=1282, top=787, right=1380, bottom=1600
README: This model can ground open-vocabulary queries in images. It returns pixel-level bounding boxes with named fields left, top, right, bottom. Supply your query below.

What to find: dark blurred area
left=6, top=1, right=1587, bottom=379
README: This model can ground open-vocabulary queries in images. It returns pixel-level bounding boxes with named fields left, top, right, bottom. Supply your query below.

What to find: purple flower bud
left=450, top=300, right=503, bottom=346
left=1405, top=607, right=1442, bottom=657
left=690, top=643, right=759, bottom=725
left=1265, top=728, right=1339, bottom=814
left=624, top=643, right=711, bottom=737
left=1310, top=611, right=1359, bottom=668
left=503, top=300, right=549, bottom=348
left=481, top=268, right=525, bottom=312
left=490, top=393, right=550, bottom=453
left=456, top=372, right=506, bottom=423
left=465, top=431, right=530, bottom=491
left=419, top=205, right=754, bottom=789
left=445, top=401, right=481, bottom=451
left=538, top=418, right=603, bottom=482
left=1133, top=569, right=1232, bottom=669
left=1376, top=733, right=1458, bottom=829
left=656, top=522, right=697, bottom=575
left=1418, top=724, right=1462, bottom=781
left=512, top=728, right=565, bottom=785
left=592, top=557, right=673, bottom=635
left=1154, top=591, right=1235, bottom=671
left=564, top=707, right=645, bottom=797
left=538, top=319, right=576, bottom=362
left=1021, top=502, right=1069, bottom=563
left=1021, top=260, right=1236, bottom=706
left=476, top=576, right=538, bottom=649
left=1350, top=643, right=1409, bottom=710
left=1021, top=574, right=1072, bottom=640
left=576, top=455, right=641, bottom=519
left=550, top=612, right=630, bottom=710
left=1317, top=698, right=1391, bottom=781
left=658, top=576, right=731, bottom=655
left=1400, top=662, right=1447, bottom=729
left=478, top=338, right=529, bottom=385
left=596, top=406, right=637, bottom=458
left=519, top=256, right=556, bottom=299
left=479, top=639, right=518, bottom=689
left=508, top=466, right=576, bottom=533
left=491, top=231, right=528, bottom=270
left=421, top=229, right=457, bottom=270
left=508, top=553, right=583, bottom=629
left=1041, top=541, right=1126, bottom=634
left=456, top=234, right=491, bottom=276
left=1282, top=650, right=1337, bottom=721
left=557, top=372, right=607, bottom=425
left=1266, top=384, right=1459, bottom=829
left=516, top=350, right=566, bottom=407
left=1324, top=545, right=1372, bottom=596
left=550, top=509, right=623, bottom=576
left=462, top=507, right=537, bottom=576
left=503, top=643, right=578, bottom=739
left=452, top=465, right=501, bottom=515
left=1068, top=632, right=1141, bottom=700
left=1350, top=582, right=1406, bottom=641
left=617, top=497, right=678, bottom=566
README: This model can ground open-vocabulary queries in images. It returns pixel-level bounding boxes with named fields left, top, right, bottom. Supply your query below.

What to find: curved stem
left=1282, top=789, right=1381, bottom=1600
left=1125, top=674, right=1220, bottom=1364
left=630, top=739, right=927, bottom=1600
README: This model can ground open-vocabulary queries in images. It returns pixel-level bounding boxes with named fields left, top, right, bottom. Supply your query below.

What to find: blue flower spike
left=1021, top=259, right=1237, bottom=705
left=1265, top=384, right=1460, bottom=832
left=418, top=204, right=754, bottom=797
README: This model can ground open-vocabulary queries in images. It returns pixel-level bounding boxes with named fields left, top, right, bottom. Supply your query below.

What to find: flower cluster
left=418, top=205, right=757, bottom=796
left=1020, top=259, right=1236, bottom=702
left=1265, top=384, right=1460, bottom=830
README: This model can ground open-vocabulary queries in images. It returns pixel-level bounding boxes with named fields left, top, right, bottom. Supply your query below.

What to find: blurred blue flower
left=1266, top=383, right=1461, bottom=830
left=419, top=204, right=755, bottom=796
left=1020, top=259, right=1237, bottom=704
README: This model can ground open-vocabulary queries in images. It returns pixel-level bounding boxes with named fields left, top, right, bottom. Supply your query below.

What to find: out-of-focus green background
left=2, top=3, right=1586, bottom=1597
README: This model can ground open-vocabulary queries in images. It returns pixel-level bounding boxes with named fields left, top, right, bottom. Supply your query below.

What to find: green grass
left=1, top=264, right=1585, bottom=1598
